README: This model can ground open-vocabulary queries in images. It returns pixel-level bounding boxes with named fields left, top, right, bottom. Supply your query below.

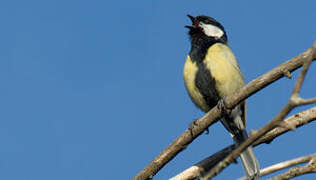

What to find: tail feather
left=234, top=130, right=260, bottom=180
left=221, top=104, right=260, bottom=180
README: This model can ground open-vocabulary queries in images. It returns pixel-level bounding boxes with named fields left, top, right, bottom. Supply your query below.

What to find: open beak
left=185, top=14, right=198, bottom=29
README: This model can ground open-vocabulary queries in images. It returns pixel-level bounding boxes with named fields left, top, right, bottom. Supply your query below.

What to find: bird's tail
left=221, top=104, right=260, bottom=179
left=233, top=129, right=260, bottom=180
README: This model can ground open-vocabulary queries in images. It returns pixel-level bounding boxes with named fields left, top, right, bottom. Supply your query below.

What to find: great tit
left=183, top=15, right=260, bottom=180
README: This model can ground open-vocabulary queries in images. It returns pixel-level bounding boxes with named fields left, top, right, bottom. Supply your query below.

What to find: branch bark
left=170, top=107, right=316, bottom=180
left=133, top=44, right=316, bottom=180
left=238, top=154, right=316, bottom=180
left=268, top=157, right=316, bottom=180
left=253, top=106, right=316, bottom=146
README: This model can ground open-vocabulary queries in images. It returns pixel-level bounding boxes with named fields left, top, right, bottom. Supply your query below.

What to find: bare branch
left=170, top=145, right=236, bottom=180
left=291, top=43, right=316, bottom=95
left=238, top=154, right=316, bottom=180
left=254, top=107, right=316, bottom=145
left=170, top=107, right=316, bottom=180
left=268, top=158, right=316, bottom=180
left=201, top=43, right=316, bottom=180
left=133, top=44, right=316, bottom=180
left=295, top=97, right=316, bottom=106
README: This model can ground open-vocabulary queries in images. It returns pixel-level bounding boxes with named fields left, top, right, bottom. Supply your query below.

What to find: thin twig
left=253, top=107, right=316, bottom=145
left=268, top=158, right=316, bottom=180
left=291, top=45, right=315, bottom=95
left=238, top=154, right=316, bottom=180
left=296, top=97, right=316, bottom=106
left=133, top=45, right=316, bottom=180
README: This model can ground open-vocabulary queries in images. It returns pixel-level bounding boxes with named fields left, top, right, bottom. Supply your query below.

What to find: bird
left=183, top=14, right=260, bottom=180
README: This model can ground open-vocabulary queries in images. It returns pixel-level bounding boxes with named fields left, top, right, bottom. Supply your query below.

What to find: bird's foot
left=205, top=127, right=210, bottom=135
left=188, top=119, right=210, bottom=136
left=217, top=99, right=231, bottom=115
left=188, top=119, right=198, bottom=137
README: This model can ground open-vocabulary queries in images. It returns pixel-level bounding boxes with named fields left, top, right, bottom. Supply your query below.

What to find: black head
left=185, top=14, right=227, bottom=44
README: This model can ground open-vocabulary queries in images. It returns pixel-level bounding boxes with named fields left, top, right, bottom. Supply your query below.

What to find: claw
left=217, top=99, right=231, bottom=114
left=205, top=127, right=210, bottom=135
left=264, top=138, right=274, bottom=144
left=188, top=119, right=198, bottom=137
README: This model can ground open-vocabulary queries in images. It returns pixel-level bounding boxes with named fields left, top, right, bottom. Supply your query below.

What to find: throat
left=189, top=40, right=214, bottom=63
left=189, top=32, right=227, bottom=63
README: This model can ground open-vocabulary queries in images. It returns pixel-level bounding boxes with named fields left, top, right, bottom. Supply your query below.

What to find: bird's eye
left=197, top=16, right=213, bottom=24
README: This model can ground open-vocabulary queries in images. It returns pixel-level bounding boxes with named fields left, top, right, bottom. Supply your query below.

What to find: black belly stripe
left=195, top=61, right=219, bottom=111
left=189, top=40, right=225, bottom=112
left=189, top=46, right=220, bottom=111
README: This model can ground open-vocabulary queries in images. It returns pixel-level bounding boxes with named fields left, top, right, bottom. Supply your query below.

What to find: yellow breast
left=204, top=43, right=245, bottom=98
left=183, top=56, right=209, bottom=112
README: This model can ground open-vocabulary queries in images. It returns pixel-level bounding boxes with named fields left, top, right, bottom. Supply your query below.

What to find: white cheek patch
left=199, top=22, right=224, bottom=38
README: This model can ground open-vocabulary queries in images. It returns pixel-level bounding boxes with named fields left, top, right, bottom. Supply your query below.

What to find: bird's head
left=185, top=14, right=227, bottom=43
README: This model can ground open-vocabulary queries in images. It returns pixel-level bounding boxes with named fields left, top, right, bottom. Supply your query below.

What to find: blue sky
left=1, top=1, right=315, bottom=180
